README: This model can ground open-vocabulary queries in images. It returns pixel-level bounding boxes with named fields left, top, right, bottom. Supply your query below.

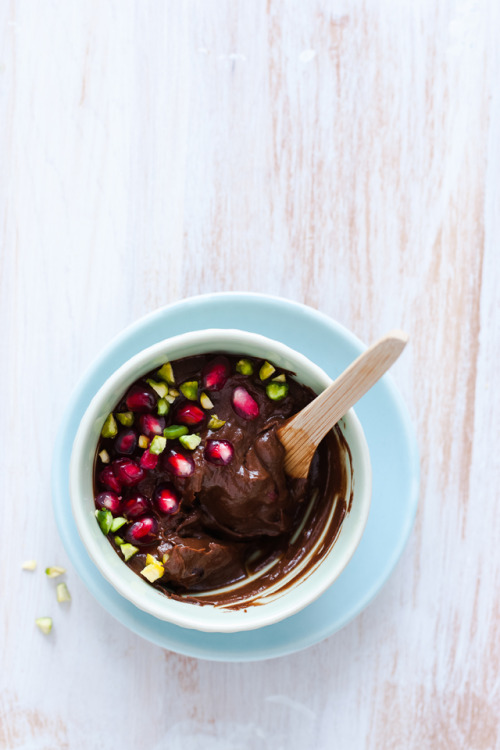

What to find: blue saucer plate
left=52, top=293, right=419, bottom=662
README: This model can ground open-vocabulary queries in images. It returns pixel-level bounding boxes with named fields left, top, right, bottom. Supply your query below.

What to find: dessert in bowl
left=70, top=329, right=371, bottom=632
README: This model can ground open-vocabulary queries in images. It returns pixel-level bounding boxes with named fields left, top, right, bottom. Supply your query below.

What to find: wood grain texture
left=1, top=0, right=499, bottom=748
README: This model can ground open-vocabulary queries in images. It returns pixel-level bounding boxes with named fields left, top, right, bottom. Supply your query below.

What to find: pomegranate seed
left=201, top=356, right=231, bottom=391
left=139, top=414, right=166, bottom=437
left=174, top=403, right=206, bottom=427
left=125, top=383, right=157, bottom=413
left=123, top=493, right=150, bottom=519
left=115, top=429, right=138, bottom=455
left=99, top=466, right=122, bottom=493
left=154, top=483, right=181, bottom=515
left=112, top=458, right=145, bottom=487
left=125, top=516, right=158, bottom=546
left=95, top=491, right=122, bottom=514
left=231, top=386, right=260, bottom=420
left=204, top=439, right=234, bottom=466
left=140, top=449, right=159, bottom=470
left=164, top=449, right=195, bottom=477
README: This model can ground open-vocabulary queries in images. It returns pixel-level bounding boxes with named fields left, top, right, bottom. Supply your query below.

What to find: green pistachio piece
left=110, top=516, right=127, bottom=533
left=121, top=543, right=139, bottom=561
left=98, top=449, right=110, bottom=464
left=236, top=358, right=254, bottom=375
left=169, top=388, right=180, bottom=397
left=157, top=362, right=175, bottom=386
left=101, top=413, right=118, bottom=438
left=114, top=536, right=125, bottom=546
left=157, top=398, right=170, bottom=416
left=200, top=392, right=214, bottom=409
left=149, top=435, right=167, bottom=455
left=208, top=415, right=226, bottom=430
left=266, top=382, right=289, bottom=401
left=45, top=566, right=66, bottom=578
left=162, top=552, right=171, bottom=564
left=56, top=582, right=71, bottom=603
left=208, top=414, right=226, bottom=430
left=95, top=509, right=113, bottom=535
left=272, top=373, right=287, bottom=382
left=163, top=424, right=189, bottom=440
left=22, top=560, right=37, bottom=571
left=179, top=434, right=202, bottom=451
left=116, top=411, right=134, bottom=426
left=140, top=561, right=164, bottom=582
left=259, top=361, right=276, bottom=380
left=180, top=381, right=199, bottom=400
left=146, top=379, right=168, bottom=398
left=35, top=617, right=52, bottom=634
left=165, top=394, right=176, bottom=404
left=138, top=434, right=150, bottom=449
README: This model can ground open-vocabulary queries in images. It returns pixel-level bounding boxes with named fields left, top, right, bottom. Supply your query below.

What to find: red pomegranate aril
left=112, top=458, right=146, bottom=487
left=139, top=414, right=166, bottom=438
left=125, top=516, right=158, bottom=546
left=231, top=386, right=260, bottom=420
left=204, top=439, right=234, bottom=466
left=201, top=356, right=231, bottom=391
left=95, top=491, right=122, bottom=514
left=164, top=449, right=195, bottom=478
left=154, top=483, right=181, bottom=515
left=174, top=403, right=206, bottom=427
left=99, top=465, right=122, bottom=493
left=123, top=493, right=150, bottom=519
left=115, top=429, right=137, bottom=455
left=125, top=383, right=157, bottom=413
left=140, top=449, right=159, bottom=470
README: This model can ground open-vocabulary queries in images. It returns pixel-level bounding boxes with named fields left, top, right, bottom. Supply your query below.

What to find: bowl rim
left=69, top=328, right=372, bottom=632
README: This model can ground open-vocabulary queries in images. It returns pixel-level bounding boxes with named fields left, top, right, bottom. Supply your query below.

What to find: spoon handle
left=278, top=330, right=409, bottom=478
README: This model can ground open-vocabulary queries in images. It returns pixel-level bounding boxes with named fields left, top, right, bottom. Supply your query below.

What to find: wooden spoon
left=277, top=330, right=409, bottom=478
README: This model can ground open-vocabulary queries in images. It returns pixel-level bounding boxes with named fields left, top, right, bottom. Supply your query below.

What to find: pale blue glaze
left=52, top=293, right=419, bottom=662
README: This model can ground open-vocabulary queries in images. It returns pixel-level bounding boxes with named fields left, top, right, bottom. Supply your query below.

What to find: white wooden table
left=1, top=1, right=499, bottom=748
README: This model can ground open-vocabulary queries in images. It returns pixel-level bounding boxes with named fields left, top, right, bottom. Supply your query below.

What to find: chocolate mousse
left=94, top=353, right=349, bottom=607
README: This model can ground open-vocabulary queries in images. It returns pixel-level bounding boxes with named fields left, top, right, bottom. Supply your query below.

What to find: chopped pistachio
left=146, top=379, right=168, bottom=398
left=22, top=560, right=37, bottom=571
left=146, top=553, right=157, bottom=566
left=162, top=552, right=171, bottom=565
left=272, top=373, right=287, bottom=382
left=266, top=382, right=289, bottom=401
left=180, top=381, right=199, bottom=400
left=114, top=536, right=125, bottom=546
left=101, top=413, right=118, bottom=438
left=157, top=398, right=169, bottom=416
left=149, top=435, right=167, bottom=455
left=259, top=361, right=276, bottom=380
left=169, top=388, right=180, bottom=398
left=208, top=415, right=226, bottom=430
left=157, top=362, right=175, bottom=386
left=179, top=434, right=202, bottom=451
left=200, top=392, right=214, bottom=409
left=121, top=543, right=139, bottom=561
left=165, top=394, right=176, bottom=404
left=35, top=617, right=52, bottom=634
left=45, top=566, right=66, bottom=578
left=116, top=411, right=134, bottom=427
left=56, top=582, right=71, bottom=603
left=140, top=561, right=164, bottom=583
left=98, top=449, right=110, bottom=464
left=95, top=509, right=113, bottom=535
left=236, top=358, right=254, bottom=375
left=163, top=424, right=189, bottom=440
left=138, top=434, right=150, bottom=449
left=110, top=516, right=127, bottom=533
